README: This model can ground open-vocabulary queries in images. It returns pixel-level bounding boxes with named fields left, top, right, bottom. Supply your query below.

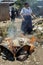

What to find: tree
left=15, top=0, right=38, bottom=9
left=27, top=0, right=37, bottom=6
left=15, top=0, right=26, bottom=9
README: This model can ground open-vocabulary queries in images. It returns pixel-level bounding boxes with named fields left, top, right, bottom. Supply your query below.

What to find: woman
left=11, top=7, right=16, bottom=22
left=20, top=3, right=35, bottom=35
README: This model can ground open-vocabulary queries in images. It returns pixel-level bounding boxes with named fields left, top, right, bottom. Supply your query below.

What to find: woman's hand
left=31, top=13, right=37, bottom=19
left=22, top=18, right=25, bottom=21
left=33, top=15, right=37, bottom=18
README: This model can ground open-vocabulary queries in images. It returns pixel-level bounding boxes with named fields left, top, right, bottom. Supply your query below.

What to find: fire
left=30, top=36, right=36, bottom=44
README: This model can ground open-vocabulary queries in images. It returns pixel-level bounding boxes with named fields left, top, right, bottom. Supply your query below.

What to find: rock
left=42, top=45, right=43, bottom=48
left=36, top=62, right=40, bottom=65
left=38, top=26, right=43, bottom=31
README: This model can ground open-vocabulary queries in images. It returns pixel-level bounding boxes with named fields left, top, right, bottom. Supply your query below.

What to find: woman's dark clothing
left=21, top=15, right=33, bottom=34
left=11, top=10, right=15, bottom=20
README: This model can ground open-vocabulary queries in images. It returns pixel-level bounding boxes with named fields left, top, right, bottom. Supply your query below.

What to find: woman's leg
left=21, top=16, right=33, bottom=34
left=26, top=16, right=33, bottom=34
left=21, top=20, right=28, bottom=34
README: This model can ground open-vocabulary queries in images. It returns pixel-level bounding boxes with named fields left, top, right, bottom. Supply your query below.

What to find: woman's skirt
left=21, top=15, right=32, bottom=34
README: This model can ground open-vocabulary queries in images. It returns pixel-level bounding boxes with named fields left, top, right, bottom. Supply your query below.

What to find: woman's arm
left=20, top=12, right=25, bottom=20
left=31, top=13, right=37, bottom=18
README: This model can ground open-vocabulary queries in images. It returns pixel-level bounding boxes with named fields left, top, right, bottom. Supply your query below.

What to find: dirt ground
left=0, top=18, right=43, bottom=65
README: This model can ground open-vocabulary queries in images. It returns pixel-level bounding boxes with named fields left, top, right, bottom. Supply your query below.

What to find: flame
left=30, top=36, right=36, bottom=44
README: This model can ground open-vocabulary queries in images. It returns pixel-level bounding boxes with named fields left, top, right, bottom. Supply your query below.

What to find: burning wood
left=0, top=37, right=35, bottom=61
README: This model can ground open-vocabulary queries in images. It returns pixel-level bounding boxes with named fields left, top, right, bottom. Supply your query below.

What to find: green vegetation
left=14, top=0, right=38, bottom=9
left=15, top=0, right=26, bottom=9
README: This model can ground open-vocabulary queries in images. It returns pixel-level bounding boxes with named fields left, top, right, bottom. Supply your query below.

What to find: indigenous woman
left=20, top=3, right=35, bottom=35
